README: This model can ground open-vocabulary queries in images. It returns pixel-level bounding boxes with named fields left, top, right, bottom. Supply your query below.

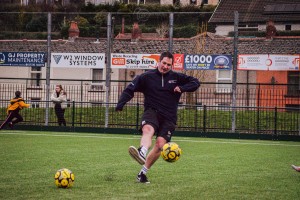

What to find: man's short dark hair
left=160, top=51, right=174, bottom=64
left=15, top=91, right=21, bottom=98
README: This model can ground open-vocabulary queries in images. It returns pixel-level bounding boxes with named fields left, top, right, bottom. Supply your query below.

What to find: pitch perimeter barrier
left=1, top=78, right=299, bottom=109
left=0, top=100, right=299, bottom=139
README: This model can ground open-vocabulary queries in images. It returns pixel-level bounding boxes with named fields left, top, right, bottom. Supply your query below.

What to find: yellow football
left=161, top=142, right=182, bottom=162
left=54, top=168, right=75, bottom=188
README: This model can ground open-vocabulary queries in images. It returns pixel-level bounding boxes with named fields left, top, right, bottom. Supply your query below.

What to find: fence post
left=274, top=107, right=277, bottom=137
left=256, top=84, right=261, bottom=134
left=25, top=79, right=28, bottom=100
left=80, top=80, right=83, bottom=102
left=105, top=12, right=112, bottom=128
left=168, top=12, right=174, bottom=53
left=79, top=81, right=83, bottom=127
left=45, top=12, right=52, bottom=126
left=72, top=101, right=75, bottom=128
left=257, top=84, right=261, bottom=107
left=203, top=105, right=207, bottom=134
left=231, top=11, right=239, bottom=133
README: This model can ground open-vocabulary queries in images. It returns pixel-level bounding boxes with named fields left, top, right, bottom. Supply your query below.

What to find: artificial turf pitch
left=0, top=130, right=299, bottom=200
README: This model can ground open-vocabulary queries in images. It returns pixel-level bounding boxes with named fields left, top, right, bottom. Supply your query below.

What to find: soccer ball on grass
left=161, top=142, right=182, bottom=162
left=54, top=168, right=75, bottom=188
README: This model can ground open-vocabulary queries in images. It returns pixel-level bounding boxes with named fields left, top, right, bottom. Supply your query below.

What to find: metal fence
left=0, top=100, right=299, bottom=137
left=0, top=78, right=299, bottom=109
left=0, top=79, right=299, bottom=136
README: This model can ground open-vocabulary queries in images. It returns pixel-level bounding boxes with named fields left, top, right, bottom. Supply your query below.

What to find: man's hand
left=174, top=86, right=181, bottom=93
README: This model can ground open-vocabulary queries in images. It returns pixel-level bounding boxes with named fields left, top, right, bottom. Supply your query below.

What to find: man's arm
left=177, top=74, right=200, bottom=93
left=115, top=76, right=142, bottom=111
left=115, top=90, right=134, bottom=111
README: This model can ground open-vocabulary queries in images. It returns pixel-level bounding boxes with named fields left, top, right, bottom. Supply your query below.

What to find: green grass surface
left=0, top=130, right=300, bottom=200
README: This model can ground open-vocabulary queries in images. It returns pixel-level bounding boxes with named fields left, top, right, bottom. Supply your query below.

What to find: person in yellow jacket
left=0, top=91, right=30, bottom=130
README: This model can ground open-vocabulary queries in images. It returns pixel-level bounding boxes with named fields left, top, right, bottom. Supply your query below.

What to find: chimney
left=131, top=22, right=142, bottom=43
left=266, top=20, right=276, bottom=39
left=68, top=21, right=80, bottom=39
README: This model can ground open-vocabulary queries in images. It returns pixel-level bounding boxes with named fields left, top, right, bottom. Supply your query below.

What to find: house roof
left=209, top=0, right=300, bottom=24
left=1, top=33, right=299, bottom=55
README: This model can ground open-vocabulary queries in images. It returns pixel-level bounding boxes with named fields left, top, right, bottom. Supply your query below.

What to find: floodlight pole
left=231, top=11, right=239, bottom=132
left=45, top=12, right=51, bottom=126
left=105, top=13, right=112, bottom=128
left=168, top=13, right=174, bottom=53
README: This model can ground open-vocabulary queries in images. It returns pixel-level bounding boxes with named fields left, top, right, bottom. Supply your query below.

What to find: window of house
left=287, top=71, right=300, bottom=96
left=285, top=25, right=291, bottom=31
left=216, top=70, right=232, bottom=93
left=238, top=24, right=258, bottom=31
left=91, top=69, right=104, bottom=90
left=30, top=67, right=42, bottom=86
left=202, top=0, right=208, bottom=4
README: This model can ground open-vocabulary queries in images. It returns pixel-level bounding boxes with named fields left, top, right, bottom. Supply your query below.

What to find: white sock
left=140, top=146, right=148, bottom=156
left=139, top=165, right=148, bottom=175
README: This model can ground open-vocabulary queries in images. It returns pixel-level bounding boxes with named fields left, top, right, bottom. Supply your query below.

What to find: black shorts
left=140, top=108, right=175, bottom=142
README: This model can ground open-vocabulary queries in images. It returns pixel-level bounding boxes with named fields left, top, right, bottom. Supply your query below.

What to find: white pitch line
left=1, top=131, right=300, bottom=147
left=174, top=138, right=300, bottom=147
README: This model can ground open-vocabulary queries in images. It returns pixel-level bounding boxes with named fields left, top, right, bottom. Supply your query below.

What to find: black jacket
left=116, top=69, right=200, bottom=123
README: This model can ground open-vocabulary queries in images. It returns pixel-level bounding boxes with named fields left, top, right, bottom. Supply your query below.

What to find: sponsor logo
left=238, top=57, right=245, bottom=65
left=112, top=58, right=126, bottom=65
left=53, top=55, right=62, bottom=64
left=0, top=53, right=5, bottom=64
left=265, top=59, right=272, bottom=66
left=247, top=57, right=260, bottom=63
left=292, top=58, right=299, bottom=69
left=168, top=80, right=177, bottom=84
left=142, top=54, right=160, bottom=62
left=173, top=54, right=184, bottom=70
left=214, top=55, right=230, bottom=66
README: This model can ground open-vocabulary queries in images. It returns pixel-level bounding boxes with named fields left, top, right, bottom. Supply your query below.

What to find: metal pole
left=168, top=12, right=174, bottom=53
left=231, top=11, right=239, bottom=132
left=105, top=13, right=112, bottom=128
left=45, top=12, right=51, bottom=126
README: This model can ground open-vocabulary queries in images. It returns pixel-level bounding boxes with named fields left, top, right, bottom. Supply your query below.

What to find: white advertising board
left=238, top=54, right=300, bottom=71
left=51, top=53, right=105, bottom=68
left=111, top=53, right=160, bottom=69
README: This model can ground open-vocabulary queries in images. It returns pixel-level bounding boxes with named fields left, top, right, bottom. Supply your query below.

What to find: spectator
left=51, top=84, right=67, bottom=126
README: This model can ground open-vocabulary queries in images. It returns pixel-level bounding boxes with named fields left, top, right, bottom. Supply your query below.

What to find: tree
left=156, top=22, right=169, bottom=38
left=185, top=21, right=210, bottom=106
left=94, top=12, right=106, bottom=39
